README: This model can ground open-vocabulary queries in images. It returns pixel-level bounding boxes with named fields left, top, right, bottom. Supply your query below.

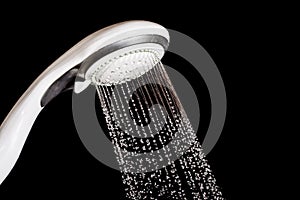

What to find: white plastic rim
left=0, top=20, right=169, bottom=185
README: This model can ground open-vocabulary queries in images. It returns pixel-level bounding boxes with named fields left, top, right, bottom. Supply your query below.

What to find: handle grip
left=0, top=85, right=43, bottom=184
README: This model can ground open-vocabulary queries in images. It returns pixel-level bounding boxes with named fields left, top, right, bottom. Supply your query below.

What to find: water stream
left=95, top=56, right=224, bottom=199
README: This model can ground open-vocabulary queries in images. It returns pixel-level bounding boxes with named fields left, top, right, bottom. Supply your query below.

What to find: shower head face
left=87, top=44, right=163, bottom=86
left=77, top=21, right=169, bottom=88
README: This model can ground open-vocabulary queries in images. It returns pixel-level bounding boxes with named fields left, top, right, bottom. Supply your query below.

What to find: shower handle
left=0, top=49, right=83, bottom=185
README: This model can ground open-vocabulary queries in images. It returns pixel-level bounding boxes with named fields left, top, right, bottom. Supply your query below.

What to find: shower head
left=75, top=21, right=169, bottom=90
left=0, top=21, right=169, bottom=185
left=78, top=33, right=168, bottom=86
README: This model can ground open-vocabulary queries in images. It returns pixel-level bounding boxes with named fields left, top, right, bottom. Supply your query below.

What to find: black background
left=0, top=3, right=263, bottom=199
